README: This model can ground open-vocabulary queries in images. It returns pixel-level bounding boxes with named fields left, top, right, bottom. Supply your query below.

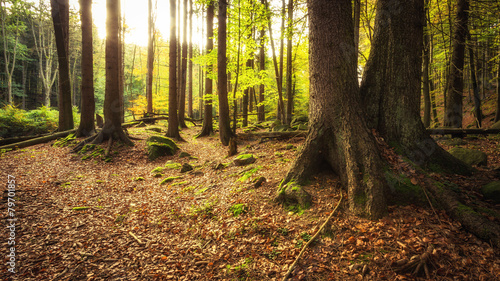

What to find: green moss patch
left=160, top=176, right=183, bottom=185
left=146, top=136, right=179, bottom=161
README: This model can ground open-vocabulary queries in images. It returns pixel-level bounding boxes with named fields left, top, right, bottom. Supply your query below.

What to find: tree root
left=282, top=193, right=343, bottom=281
left=394, top=245, right=434, bottom=279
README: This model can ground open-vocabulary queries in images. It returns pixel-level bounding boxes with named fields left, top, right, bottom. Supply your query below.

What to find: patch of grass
left=195, top=186, right=209, bottom=195
left=300, top=232, right=311, bottom=242
left=190, top=197, right=218, bottom=218
left=229, top=203, right=248, bottom=217
left=277, top=227, right=289, bottom=236
left=287, top=204, right=305, bottom=215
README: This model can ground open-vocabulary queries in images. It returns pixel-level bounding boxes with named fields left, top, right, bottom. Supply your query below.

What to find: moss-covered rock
left=233, top=154, right=256, bottom=166
left=179, top=151, right=191, bottom=158
left=146, top=136, right=178, bottom=161
left=180, top=163, right=194, bottom=173
left=272, top=124, right=292, bottom=132
left=481, top=181, right=500, bottom=203
left=275, top=182, right=312, bottom=209
left=448, top=147, right=487, bottom=166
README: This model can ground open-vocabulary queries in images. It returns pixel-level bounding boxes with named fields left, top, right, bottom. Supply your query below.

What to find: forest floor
left=1, top=123, right=499, bottom=280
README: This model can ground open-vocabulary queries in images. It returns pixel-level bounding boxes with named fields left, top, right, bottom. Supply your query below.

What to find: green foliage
left=229, top=203, right=248, bottom=217
left=237, top=166, right=262, bottom=182
left=0, top=105, right=58, bottom=138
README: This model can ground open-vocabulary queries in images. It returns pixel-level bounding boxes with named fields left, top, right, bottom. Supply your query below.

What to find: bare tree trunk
left=146, top=0, right=154, bottom=114
left=218, top=0, right=234, bottom=146
left=443, top=0, right=469, bottom=128
left=285, top=0, right=294, bottom=125
left=76, top=0, right=95, bottom=137
left=258, top=16, right=266, bottom=123
left=353, top=0, right=360, bottom=70
left=187, top=0, right=193, bottom=118
left=232, top=5, right=242, bottom=133
left=467, top=31, right=481, bottom=127
left=167, top=0, right=181, bottom=139
left=1, top=0, right=20, bottom=105
left=197, top=2, right=214, bottom=137
left=178, top=0, right=188, bottom=128
left=51, top=0, right=74, bottom=131
left=422, top=0, right=431, bottom=128
left=494, top=43, right=500, bottom=123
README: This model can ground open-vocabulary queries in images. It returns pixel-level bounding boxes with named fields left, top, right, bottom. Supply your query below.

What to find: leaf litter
left=0, top=126, right=499, bottom=280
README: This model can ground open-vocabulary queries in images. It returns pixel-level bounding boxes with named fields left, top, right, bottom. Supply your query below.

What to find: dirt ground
left=1, top=124, right=499, bottom=280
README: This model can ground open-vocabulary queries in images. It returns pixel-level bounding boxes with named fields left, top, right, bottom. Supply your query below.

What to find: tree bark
left=285, top=0, right=293, bottom=125
left=167, top=0, right=181, bottom=139
left=443, top=0, right=469, bottom=128
left=178, top=0, right=188, bottom=128
left=258, top=19, right=266, bottom=123
left=281, top=0, right=388, bottom=219
left=359, top=0, right=471, bottom=174
left=76, top=0, right=95, bottom=137
left=422, top=0, right=431, bottom=128
left=467, top=31, right=481, bottom=128
left=494, top=43, right=500, bottom=123
left=146, top=0, right=154, bottom=114
left=218, top=0, right=234, bottom=146
left=197, top=2, right=214, bottom=137
left=187, top=0, right=193, bottom=118
left=51, top=0, right=74, bottom=131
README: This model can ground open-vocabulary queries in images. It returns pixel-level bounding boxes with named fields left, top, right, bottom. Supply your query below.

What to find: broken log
left=0, top=133, right=52, bottom=146
left=0, top=129, right=77, bottom=151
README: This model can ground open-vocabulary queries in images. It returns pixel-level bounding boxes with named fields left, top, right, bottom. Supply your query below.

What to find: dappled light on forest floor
left=0, top=126, right=499, bottom=280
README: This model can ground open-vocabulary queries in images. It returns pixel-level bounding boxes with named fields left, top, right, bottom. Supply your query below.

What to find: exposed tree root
left=394, top=245, right=435, bottom=278
left=282, top=193, right=343, bottom=281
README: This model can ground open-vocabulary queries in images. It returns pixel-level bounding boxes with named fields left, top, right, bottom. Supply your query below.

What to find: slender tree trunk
left=178, top=0, right=188, bottom=128
left=285, top=0, right=294, bottom=125
left=443, top=0, right=469, bottom=128
left=197, top=2, right=214, bottom=137
left=187, top=0, right=193, bottom=118
left=218, top=0, right=234, bottom=146
left=495, top=43, right=500, bottom=123
left=76, top=0, right=95, bottom=137
left=281, top=0, right=388, bottom=219
left=167, top=0, right=181, bottom=139
left=422, top=0, right=431, bottom=128
left=1, top=1, right=20, bottom=105
left=146, top=0, right=154, bottom=114
left=353, top=0, right=360, bottom=70
left=51, top=0, right=74, bottom=131
left=258, top=18, right=266, bottom=123
left=467, top=32, right=481, bottom=127
left=232, top=5, right=242, bottom=133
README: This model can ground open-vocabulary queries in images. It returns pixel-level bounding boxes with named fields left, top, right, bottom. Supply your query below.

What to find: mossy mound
left=180, top=163, right=194, bottom=173
left=233, top=154, right=256, bottom=166
left=448, top=147, right=487, bottom=166
left=490, top=121, right=500, bottom=129
left=146, top=136, right=179, bottom=161
left=272, top=124, right=292, bottom=132
left=481, top=181, right=500, bottom=203
left=275, top=182, right=312, bottom=209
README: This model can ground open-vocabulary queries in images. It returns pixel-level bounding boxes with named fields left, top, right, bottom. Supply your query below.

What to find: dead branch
left=282, top=193, right=343, bottom=281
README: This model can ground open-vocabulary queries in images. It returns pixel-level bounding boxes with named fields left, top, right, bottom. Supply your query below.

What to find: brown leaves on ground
left=0, top=126, right=499, bottom=280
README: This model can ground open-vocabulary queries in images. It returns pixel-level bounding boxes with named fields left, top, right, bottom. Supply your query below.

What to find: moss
left=165, top=162, right=182, bottom=169
left=160, top=176, right=183, bottom=185
left=229, top=203, right=248, bottom=217
left=456, top=203, right=477, bottom=216
left=146, top=136, right=178, bottom=161
left=236, top=154, right=255, bottom=160
left=151, top=167, right=164, bottom=174
left=385, top=172, right=427, bottom=205
left=134, top=177, right=145, bottom=181
left=354, top=193, right=368, bottom=206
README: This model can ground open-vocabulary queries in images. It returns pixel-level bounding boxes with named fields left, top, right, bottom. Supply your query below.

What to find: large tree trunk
left=218, top=0, right=234, bottom=146
left=359, top=0, right=471, bottom=174
left=51, top=0, right=74, bottom=131
left=76, top=0, right=95, bottom=137
left=146, top=0, right=154, bottom=114
left=167, top=0, right=181, bottom=139
left=443, top=0, right=468, bottom=128
left=197, top=2, right=214, bottom=137
left=280, top=0, right=388, bottom=219
left=178, top=0, right=188, bottom=128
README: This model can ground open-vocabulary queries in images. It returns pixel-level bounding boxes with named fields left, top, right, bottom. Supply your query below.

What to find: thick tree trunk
left=167, top=0, right=181, bottom=139
left=76, top=0, right=95, bottom=137
left=281, top=0, right=388, bottom=219
left=197, top=2, right=214, bottom=137
left=51, top=0, right=74, bottom=131
left=178, top=0, right=188, bottom=128
left=359, top=0, right=471, bottom=174
left=218, top=0, right=234, bottom=146
left=443, top=0, right=468, bottom=128
left=146, top=0, right=154, bottom=114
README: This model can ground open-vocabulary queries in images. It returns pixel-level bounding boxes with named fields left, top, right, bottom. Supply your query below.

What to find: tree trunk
left=467, top=32, right=481, bottom=128
left=443, top=0, right=468, bottom=128
left=232, top=5, right=242, bottom=133
left=353, top=0, right=360, bottom=69
left=187, top=0, right=193, bottom=118
left=280, top=0, right=388, bottom=219
left=258, top=19, right=266, bottom=123
left=178, top=0, right=189, bottom=128
left=422, top=1, right=431, bottom=128
left=1, top=0, right=19, bottom=105
left=197, top=2, right=214, bottom=137
left=146, top=0, right=154, bottom=114
left=167, top=0, right=181, bottom=139
left=359, top=0, right=471, bottom=174
left=76, top=0, right=95, bottom=137
left=279, top=0, right=285, bottom=121
left=218, top=0, right=234, bottom=146
left=494, top=44, right=500, bottom=123
left=51, top=0, right=74, bottom=131
left=285, top=0, right=294, bottom=125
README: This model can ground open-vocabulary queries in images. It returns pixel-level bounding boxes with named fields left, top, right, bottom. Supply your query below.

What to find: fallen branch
left=427, top=128, right=500, bottom=135
left=0, top=133, right=52, bottom=146
left=0, top=129, right=76, bottom=151
left=238, top=131, right=307, bottom=141
left=128, top=231, right=145, bottom=245
left=282, top=193, right=343, bottom=281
